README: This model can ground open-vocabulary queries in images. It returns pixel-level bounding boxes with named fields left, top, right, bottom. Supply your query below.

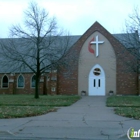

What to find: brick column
left=9, top=73, right=15, bottom=94
left=39, top=76, right=44, bottom=94
left=50, top=70, right=57, bottom=95
left=138, top=75, right=140, bottom=95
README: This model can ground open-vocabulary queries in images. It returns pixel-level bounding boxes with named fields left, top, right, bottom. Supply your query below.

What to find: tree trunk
left=35, top=74, right=40, bottom=99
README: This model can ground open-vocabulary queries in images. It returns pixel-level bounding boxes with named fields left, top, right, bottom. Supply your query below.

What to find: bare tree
left=0, top=2, right=73, bottom=98
left=115, top=6, right=140, bottom=73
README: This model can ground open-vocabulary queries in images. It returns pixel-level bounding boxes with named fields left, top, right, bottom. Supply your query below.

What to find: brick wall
left=0, top=71, right=58, bottom=95
left=46, top=70, right=57, bottom=95
left=0, top=73, right=46, bottom=95
left=0, top=22, right=137, bottom=95
left=58, top=21, right=138, bottom=95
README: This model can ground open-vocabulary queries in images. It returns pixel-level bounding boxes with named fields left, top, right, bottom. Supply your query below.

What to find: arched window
left=2, top=75, right=9, bottom=88
left=17, top=75, right=24, bottom=88
left=31, top=75, right=36, bottom=88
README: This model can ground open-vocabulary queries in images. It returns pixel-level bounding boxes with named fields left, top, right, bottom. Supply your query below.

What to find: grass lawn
left=0, top=95, right=81, bottom=118
left=106, top=96, right=140, bottom=120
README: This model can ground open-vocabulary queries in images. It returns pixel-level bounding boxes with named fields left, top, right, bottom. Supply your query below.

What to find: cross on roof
left=90, top=35, right=104, bottom=57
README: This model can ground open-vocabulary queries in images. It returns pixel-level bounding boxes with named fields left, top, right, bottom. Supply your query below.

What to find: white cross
left=90, top=35, right=104, bottom=57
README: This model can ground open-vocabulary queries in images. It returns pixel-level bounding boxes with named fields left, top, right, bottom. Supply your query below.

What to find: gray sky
left=0, top=0, right=140, bottom=38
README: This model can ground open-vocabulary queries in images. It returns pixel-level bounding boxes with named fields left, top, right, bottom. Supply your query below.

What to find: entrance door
left=89, top=64, right=105, bottom=95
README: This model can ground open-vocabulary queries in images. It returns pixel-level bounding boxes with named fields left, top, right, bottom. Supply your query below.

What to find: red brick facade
left=0, top=72, right=57, bottom=95
left=0, top=22, right=138, bottom=95
left=58, top=22, right=138, bottom=95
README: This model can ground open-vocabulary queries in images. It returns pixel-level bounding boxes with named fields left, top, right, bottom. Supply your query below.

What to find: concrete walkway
left=0, top=96, right=139, bottom=140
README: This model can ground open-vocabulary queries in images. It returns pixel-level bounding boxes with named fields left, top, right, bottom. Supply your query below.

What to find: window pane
left=98, top=79, right=100, bottom=87
left=93, top=68, right=101, bottom=76
left=2, top=76, right=8, bottom=88
left=18, top=75, right=24, bottom=87
left=32, top=75, right=36, bottom=87
left=93, top=79, right=96, bottom=87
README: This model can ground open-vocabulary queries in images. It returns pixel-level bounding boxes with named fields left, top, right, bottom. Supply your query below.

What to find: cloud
left=39, top=0, right=137, bottom=34
left=0, top=0, right=140, bottom=37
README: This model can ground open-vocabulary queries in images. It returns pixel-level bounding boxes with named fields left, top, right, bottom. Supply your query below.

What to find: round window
left=93, top=68, right=101, bottom=76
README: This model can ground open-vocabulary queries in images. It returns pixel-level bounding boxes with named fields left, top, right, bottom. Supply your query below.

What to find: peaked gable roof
left=0, top=21, right=137, bottom=73
left=68, top=21, right=122, bottom=56
left=59, top=21, right=137, bottom=95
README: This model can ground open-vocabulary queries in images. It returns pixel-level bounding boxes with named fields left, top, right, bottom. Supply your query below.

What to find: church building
left=0, top=21, right=138, bottom=96
left=58, top=21, right=138, bottom=96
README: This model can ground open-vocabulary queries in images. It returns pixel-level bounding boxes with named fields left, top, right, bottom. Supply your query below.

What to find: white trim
left=89, top=64, right=105, bottom=78
left=9, top=79, right=14, bottom=82
left=1, top=74, right=9, bottom=89
left=30, top=75, right=36, bottom=88
left=10, top=73, right=15, bottom=76
left=40, top=79, right=44, bottom=82
left=88, top=64, right=105, bottom=96
left=51, top=87, right=56, bottom=92
left=17, top=74, right=25, bottom=88
left=52, top=70, right=57, bottom=73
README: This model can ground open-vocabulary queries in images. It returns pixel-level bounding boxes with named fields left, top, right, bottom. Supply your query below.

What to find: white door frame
left=88, top=64, right=105, bottom=96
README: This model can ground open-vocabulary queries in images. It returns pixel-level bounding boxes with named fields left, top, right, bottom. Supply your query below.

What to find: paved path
left=0, top=96, right=139, bottom=140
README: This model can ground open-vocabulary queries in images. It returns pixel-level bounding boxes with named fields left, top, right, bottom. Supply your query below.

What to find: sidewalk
left=0, top=96, right=139, bottom=140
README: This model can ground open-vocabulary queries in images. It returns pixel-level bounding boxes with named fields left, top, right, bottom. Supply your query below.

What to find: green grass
left=114, top=107, right=140, bottom=120
left=106, top=96, right=140, bottom=119
left=0, top=95, right=81, bottom=118
left=0, top=106, right=54, bottom=118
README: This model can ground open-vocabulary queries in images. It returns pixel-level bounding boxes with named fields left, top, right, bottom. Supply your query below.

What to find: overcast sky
left=0, top=0, right=140, bottom=38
